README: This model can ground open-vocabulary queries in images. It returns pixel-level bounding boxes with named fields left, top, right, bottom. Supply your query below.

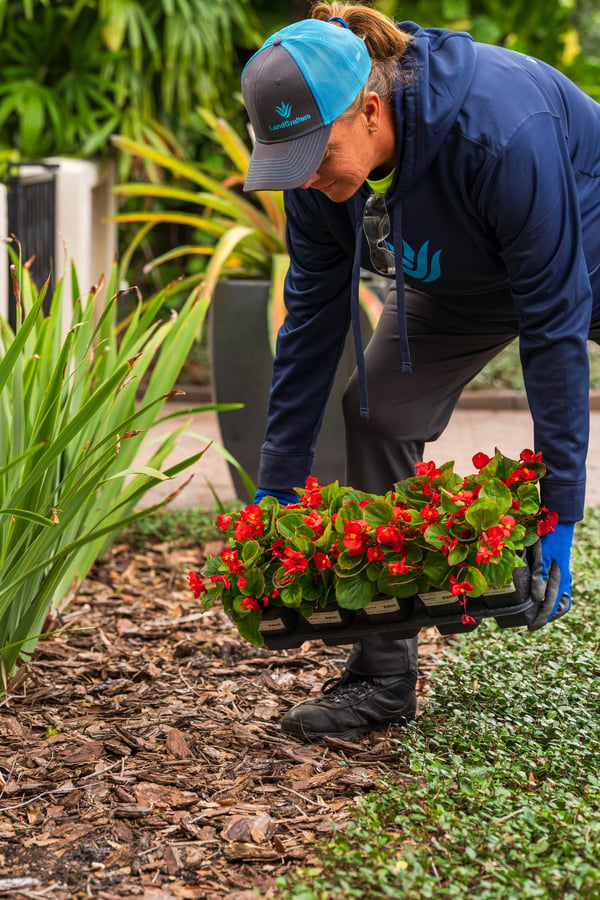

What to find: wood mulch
left=0, top=537, right=448, bottom=900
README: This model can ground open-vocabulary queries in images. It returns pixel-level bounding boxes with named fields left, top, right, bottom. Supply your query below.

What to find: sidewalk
left=136, top=391, right=600, bottom=511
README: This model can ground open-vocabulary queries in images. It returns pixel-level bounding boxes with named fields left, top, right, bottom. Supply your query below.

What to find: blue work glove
left=254, top=488, right=298, bottom=506
left=528, top=522, right=574, bottom=631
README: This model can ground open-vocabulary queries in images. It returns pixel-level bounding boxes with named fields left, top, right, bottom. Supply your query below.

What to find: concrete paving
left=135, top=395, right=600, bottom=511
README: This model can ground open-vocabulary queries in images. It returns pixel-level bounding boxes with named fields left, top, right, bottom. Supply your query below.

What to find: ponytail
left=311, top=1, right=413, bottom=103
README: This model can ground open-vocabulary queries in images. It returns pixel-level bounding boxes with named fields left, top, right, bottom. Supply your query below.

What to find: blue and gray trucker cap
left=242, top=18, right=371, bottom=191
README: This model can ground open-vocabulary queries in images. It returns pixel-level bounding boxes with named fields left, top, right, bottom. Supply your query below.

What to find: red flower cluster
left=188, top=571, right=207, bottom=599
left=191, top=448, right=556, bottom=646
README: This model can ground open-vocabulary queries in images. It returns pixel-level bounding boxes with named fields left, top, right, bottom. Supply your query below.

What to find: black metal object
left=6, top=162, right=59, bottom=328
left=258, top=564, right=539, bottom=649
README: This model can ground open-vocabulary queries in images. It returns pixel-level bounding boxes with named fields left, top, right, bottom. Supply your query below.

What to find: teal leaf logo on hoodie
left=276, top=102, right=292, bottom=119
left=402, top=240, right=441, bottom=283
left=381, top=238, right=442, bottom=282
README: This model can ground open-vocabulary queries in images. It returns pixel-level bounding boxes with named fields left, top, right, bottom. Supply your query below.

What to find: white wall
left=0, top=183, right=7, bottom=322
left=0, top=158, right=117, bottom=330
left=46, top=157, right=117, bottom=329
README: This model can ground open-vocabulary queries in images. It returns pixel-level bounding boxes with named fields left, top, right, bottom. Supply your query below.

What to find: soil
left=0, top=537, right=447, bottom=900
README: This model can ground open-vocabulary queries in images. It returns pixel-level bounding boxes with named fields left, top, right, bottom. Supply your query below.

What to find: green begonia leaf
left=235, top=610, right=263, bottom=647
left=479, top=477, right=513, bottom=513
left=336, top=573, right=377, bottom=609
left=422, top=551, right=451, bottom=588
left=465, top=498, right=502, bottom=531
left=280, top=582, right=302, bottom=607
left=362, top=501, right=395, bottom=526
left=241, top=539, right=261, bottom=566
left=378, top=569, right=421, bottom=598
left=464, top=566, right=489, bottom=595
left=276, top=513, right=305, bottom=537
left=242, top=568, right=265, bottom=597
left=448, top=542, right=469, bottom=565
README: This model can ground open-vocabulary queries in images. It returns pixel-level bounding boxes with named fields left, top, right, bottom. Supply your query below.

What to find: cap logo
left=268, top=102, right=312, bottom=132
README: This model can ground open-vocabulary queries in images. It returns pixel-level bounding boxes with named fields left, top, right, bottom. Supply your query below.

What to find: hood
left=391, top=22, right=477, bottom=197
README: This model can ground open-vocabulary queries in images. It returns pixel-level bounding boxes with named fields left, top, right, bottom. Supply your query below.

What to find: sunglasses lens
left=362, top=193, right=395, bottom=276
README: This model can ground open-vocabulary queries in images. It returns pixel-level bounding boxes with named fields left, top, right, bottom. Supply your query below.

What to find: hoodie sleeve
left=256, top=189, right=354, bottom=492
left=479, top=112, right=592, bottom=521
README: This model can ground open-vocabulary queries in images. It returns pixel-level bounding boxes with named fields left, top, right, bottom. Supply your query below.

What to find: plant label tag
left=419, top=590, right=457, bottom=607
left=364, top=598, right=401, bottom=615
left=482, top=582, right=515, bottom=597
left=259, top=617, right=286, bottom=633
left=307, top=609, right=343, bottom=625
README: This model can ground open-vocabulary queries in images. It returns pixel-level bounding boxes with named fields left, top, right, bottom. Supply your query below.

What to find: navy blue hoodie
left=257, top=23, right=600, bottom=522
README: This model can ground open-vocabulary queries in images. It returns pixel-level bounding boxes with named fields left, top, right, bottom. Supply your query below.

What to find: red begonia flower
left=303, top=511, right=325, bottom=535
left=188, top=572, right=207, bottom=599
left=221, top=548, right=244, bottom=573
left=537, top=510, right=559, bottom=536
left=472, top=452, right=491, bottom=470
left=314, top=552, right=333, bottom=570
left=240, top=596, right=260, bottom=611
left=449, top=576, right=474, bottom=597
left=520, top=448, right=542, bottom=463
left=389, top=558, right=410, bottom=575
left=415, top=460, right=441, bottom=478
left=234, top=520, right=253, bottom=541
left=210, top=573, right=231, bottom=590
left=421, top=503, right=440, bottom=523
left=281, top=548, right=309, bottom=573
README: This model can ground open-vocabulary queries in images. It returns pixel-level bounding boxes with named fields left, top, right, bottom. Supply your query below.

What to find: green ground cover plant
left=467, top=340, right=600, bottom=392
left=120, top=503, right=240, bottom=549
left=277, top=510, right=600, bottom=899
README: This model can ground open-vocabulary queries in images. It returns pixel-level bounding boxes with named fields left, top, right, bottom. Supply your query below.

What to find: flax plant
left=0, top=255, right=215, bottom=683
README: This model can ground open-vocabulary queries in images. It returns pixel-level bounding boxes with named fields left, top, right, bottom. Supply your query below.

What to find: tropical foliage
left=0, top=0, right=260, bottom=172
left=0, top=252, right=216, bottom=683
left=378, top=0, right=600, bottom=100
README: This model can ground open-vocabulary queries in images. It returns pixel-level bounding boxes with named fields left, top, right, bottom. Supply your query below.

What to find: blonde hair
left=310, top=1, right=413, bottom=115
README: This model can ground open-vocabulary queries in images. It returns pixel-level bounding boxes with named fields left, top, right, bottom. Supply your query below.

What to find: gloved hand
left=254, top=488, right=298, bottom=506
left=528, top=522, right=574, bottom=631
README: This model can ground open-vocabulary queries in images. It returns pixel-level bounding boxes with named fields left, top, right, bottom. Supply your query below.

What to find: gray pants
left=342, top=287, right=599, bottom=676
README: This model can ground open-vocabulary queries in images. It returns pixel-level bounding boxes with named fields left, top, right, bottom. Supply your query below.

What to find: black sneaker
left=280, top=670, right=417, bottom=743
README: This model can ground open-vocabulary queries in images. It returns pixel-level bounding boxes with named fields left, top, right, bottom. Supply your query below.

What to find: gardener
left=240, top=1, right=600, bottom=743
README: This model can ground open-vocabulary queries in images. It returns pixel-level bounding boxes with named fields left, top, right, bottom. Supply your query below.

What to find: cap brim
left=243, top=123, right=331, bottom=192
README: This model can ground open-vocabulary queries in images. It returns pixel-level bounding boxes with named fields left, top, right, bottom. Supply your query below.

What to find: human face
left=300, top=115, right=374, bottom=202
left=299, top=95, right=394, bottom=202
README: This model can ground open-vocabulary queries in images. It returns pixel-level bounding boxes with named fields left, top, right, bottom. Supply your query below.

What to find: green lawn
left=277, top=511, right=600, bottom=899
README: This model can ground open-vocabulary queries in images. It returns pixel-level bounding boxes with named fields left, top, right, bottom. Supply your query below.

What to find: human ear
left=363, top=92, right=381, bottom=132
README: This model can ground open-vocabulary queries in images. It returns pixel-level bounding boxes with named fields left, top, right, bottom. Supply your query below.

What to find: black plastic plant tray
left=258, top=566, right=539, bottom=650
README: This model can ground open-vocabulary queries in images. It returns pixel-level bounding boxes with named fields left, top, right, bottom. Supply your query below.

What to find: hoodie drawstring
left=350, top=193, right=413, bottom=420
left=351, top=195, right=369, bottom=419
left=393, top=203, right=413, bottom=374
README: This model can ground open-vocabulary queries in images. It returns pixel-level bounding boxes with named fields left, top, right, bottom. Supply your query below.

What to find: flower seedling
left=189, top=449, right=556, bottom=646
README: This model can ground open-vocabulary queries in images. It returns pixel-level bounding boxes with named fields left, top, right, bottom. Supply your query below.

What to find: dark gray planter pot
left=209, top=278, right=375, bottom=501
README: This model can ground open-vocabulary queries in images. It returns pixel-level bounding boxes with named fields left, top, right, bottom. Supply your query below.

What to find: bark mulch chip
left=0, top=538, right=447, bottom=899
